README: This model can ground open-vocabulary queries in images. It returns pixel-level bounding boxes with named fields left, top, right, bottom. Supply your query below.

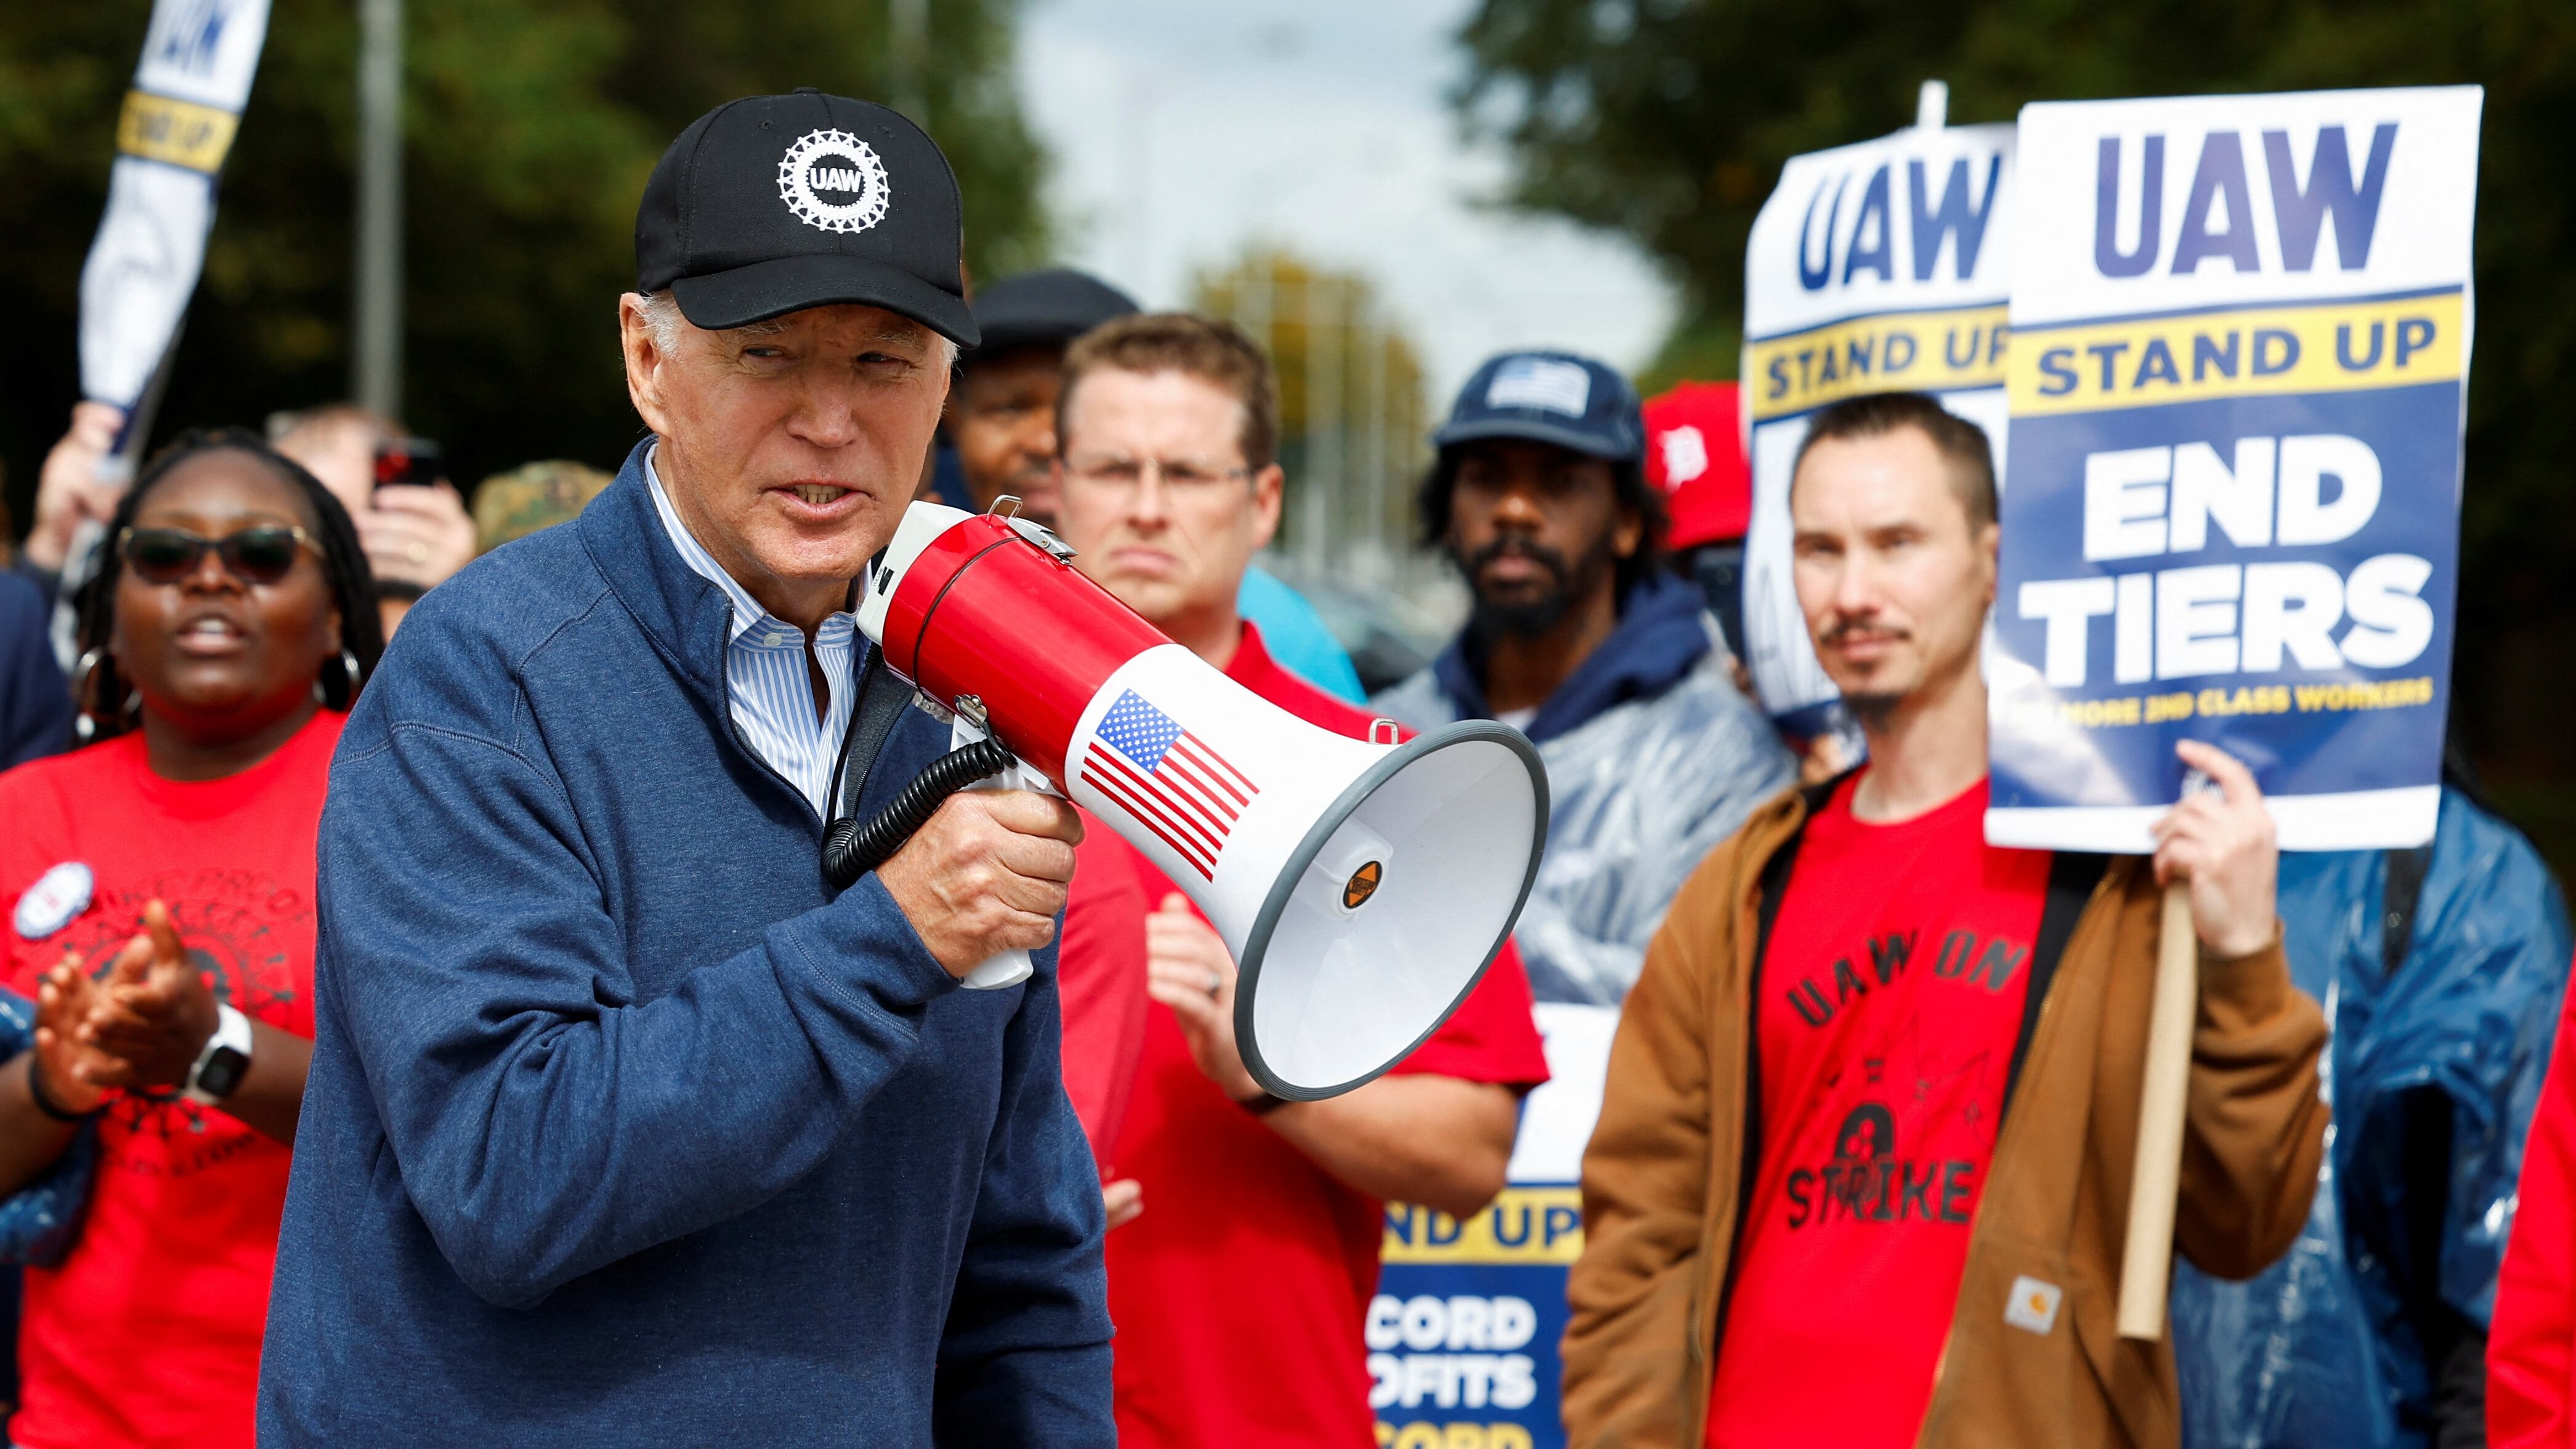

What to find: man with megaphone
left=255, top=94, right=1112, bottom=1444
left=1043, top=312, right=1553, bottom=1448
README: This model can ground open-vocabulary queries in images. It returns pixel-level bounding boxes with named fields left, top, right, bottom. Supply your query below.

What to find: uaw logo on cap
left=777, top=129, right=891, bottom=235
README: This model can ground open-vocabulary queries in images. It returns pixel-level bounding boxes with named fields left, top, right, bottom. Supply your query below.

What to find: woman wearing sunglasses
left=0, top=427, right=380, bottom=1449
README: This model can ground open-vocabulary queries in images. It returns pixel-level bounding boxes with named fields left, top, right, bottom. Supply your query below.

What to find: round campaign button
left=12, top=862, right=94, bottom=942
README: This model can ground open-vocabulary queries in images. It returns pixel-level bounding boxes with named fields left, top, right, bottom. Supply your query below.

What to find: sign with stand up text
left=1741, top=119, right=2016, bottom=747
left=1988, top=86, right=2482, bottom=853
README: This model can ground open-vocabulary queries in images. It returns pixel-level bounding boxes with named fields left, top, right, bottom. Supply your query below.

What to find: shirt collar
left=644, top=445, right=854, bottom=646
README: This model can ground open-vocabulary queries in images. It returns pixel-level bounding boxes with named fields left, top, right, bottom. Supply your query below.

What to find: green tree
left=1191, top=247, right=1432, bottom=569
left=0, top=0, right=1047, bottom=519
left=1459, top=0, right=2576, bottom=857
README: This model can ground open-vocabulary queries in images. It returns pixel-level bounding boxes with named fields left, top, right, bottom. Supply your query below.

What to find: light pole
left=354, top=0, right=403, bottom=418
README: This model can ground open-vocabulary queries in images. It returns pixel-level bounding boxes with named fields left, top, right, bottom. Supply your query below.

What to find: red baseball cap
left=1642, top=381, right=1750, bottom=549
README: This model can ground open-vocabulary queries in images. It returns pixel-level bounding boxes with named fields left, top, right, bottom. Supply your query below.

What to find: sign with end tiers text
left=1742, top=122, right=2015, bottom=745
left=1987, top=87, right=2481, bottom=853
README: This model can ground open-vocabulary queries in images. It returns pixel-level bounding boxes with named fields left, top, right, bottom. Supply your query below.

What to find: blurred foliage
left=1193, top=247, right=1434, bottom=559
left=1637, top=313, right=1741, bottom=397
left=1191, top=248, right=1430, bottom=444
left=1459, top=0, right=2576, bottom=866
left=0, top=0, right=1047, bottom=515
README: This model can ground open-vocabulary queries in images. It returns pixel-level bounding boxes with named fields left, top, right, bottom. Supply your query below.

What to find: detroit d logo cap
left=636, top=89, right=979, bottom=345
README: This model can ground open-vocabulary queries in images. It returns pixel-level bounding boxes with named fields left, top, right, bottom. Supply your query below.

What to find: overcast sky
left=1014, top=0, right=1679, bottom=406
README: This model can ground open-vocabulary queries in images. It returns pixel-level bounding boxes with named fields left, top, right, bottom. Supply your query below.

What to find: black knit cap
left=966, top=269, right=1140, bottom=358
left=636, top=89, right=979, bottom=345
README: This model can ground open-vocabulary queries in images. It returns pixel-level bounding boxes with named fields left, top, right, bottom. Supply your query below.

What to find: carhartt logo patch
left=778, top=128, right=890, bottom=234
left=2004, top=1275, right=2062, bottom=1335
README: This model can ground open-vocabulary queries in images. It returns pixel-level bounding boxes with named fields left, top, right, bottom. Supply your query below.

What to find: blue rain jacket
left=2172, top=786, right=2570, bottom=1448
left=1372, top=574, right=1796, bottom=1004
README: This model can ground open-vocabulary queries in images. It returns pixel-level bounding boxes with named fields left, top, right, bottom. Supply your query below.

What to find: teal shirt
left=1236, top=564, right=1364, bottom=703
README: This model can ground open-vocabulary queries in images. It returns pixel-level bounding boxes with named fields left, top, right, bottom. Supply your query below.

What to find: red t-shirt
left=1706, top=773, right=2051, bottom=1448
left=1067, top=624, right=1551, bottom=1449
left=1058, top=813, right=1152, bottom=1164
left=0, top=710, right=341, bottom=1449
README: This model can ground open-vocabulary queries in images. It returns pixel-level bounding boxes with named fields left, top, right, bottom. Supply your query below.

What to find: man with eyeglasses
left=1045, top=312, right=1550, bottom=1448
left=944, top=268, right=1368, bottom=703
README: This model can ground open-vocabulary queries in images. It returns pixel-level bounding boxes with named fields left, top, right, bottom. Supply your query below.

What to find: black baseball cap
left=967, top=269, right=1140, bottom=359
left=636, top=90, right=979, bottom=345
left=1433, top=349, right=1643, bottom=462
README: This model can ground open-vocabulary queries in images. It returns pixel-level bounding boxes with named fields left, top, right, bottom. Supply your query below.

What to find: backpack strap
left=1709, top=778, right=1834, bottom=1362
left=2004, top=851, right=2112, bottom=1107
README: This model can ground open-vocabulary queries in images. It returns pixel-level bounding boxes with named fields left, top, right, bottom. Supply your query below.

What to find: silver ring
left=1205, top=971, right=1222, bottom=999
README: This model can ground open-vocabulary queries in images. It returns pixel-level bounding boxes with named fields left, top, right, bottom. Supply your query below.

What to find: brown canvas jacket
left=1561, top=781, right=2329, bottom=1448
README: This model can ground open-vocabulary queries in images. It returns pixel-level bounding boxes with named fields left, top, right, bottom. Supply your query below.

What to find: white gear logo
left=777, top=129, right=891, bottom=234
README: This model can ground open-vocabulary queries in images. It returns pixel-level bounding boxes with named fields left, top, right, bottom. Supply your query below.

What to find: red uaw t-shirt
left=1073, top=623, right=1552, bottom=1449
left=0, top=711, right=339, bottom=1449
left=1706, top=773, right=2050, bottom=1448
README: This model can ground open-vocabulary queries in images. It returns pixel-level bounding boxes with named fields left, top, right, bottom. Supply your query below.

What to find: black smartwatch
left=183, top=1004, right=254, bottom=1106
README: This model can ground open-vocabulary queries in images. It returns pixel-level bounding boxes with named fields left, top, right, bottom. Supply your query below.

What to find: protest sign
left=1989, top=87, right=2481, bottom=852
left=80, top=0, right=272, bottom=416
left=1741, top=121, right=2015, bottom=740
left=1372, top=1004, right=1614, bottom=1449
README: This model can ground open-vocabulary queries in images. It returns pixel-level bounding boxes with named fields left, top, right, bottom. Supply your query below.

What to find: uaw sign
left=79, top=0, right=272, bottom=413
left=1741, top=121, right=2015, bottom=740
left=1988, top=87, right=2481, bottom=852
left=1373, top=1003, right=1614, bottom=1449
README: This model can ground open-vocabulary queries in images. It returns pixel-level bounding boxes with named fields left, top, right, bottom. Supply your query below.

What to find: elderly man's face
left=620, top=297, right=950, bottom=626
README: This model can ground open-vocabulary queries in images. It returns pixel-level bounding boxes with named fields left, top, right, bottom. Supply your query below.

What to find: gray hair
left=631, top=289, right=957, bottom=371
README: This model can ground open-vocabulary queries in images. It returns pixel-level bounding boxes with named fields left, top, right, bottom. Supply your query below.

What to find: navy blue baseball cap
left=1433, top=350, right=1643, bottom=462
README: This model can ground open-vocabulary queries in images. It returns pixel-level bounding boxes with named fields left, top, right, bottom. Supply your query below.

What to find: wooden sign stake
left=2116, top=879, right=2197, bottom=1339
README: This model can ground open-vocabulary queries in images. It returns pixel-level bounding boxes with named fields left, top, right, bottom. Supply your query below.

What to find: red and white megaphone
left=854, top=501, right=1549, bottom=1101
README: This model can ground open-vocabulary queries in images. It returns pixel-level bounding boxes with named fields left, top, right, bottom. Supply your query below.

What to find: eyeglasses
left=1063, top=455, right=1252, bottom=491
left=118, top=525, right=320, bottom=586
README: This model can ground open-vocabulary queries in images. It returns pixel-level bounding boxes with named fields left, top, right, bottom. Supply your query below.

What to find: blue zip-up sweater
left=258, top=443, right=1112, bottom=1445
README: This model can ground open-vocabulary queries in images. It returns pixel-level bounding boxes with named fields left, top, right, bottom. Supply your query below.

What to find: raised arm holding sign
left=1991, top=84, right=2483, bottom=1343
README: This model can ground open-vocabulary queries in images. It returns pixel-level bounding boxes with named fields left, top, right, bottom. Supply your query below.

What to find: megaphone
left=853, top=502, right=1549, bottom=1101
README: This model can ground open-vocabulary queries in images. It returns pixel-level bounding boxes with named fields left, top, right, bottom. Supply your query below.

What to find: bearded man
left=1373, top=349, right=1794, bottom=1006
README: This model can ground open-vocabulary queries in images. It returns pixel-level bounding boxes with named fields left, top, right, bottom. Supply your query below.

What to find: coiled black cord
left=822, top=739, right=1016, bottom=889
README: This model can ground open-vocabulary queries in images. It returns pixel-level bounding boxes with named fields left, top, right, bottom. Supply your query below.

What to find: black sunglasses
left=118, top=524, right=320, bottom=586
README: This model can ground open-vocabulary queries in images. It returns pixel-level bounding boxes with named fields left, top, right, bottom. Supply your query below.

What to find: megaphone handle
left=949, top=712, right=1047, bottom=991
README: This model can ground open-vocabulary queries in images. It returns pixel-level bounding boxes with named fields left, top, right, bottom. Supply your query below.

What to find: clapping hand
left=31, top=955, right=113, bottom=1117
left=67, top=901, right=219, bottom=1094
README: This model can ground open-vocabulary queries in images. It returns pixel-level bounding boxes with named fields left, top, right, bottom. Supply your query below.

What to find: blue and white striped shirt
left=646, top=451, right=856, bottom=816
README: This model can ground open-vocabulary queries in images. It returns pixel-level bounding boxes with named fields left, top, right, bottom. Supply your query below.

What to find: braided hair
left=71, top=427, right=383, bottom=743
